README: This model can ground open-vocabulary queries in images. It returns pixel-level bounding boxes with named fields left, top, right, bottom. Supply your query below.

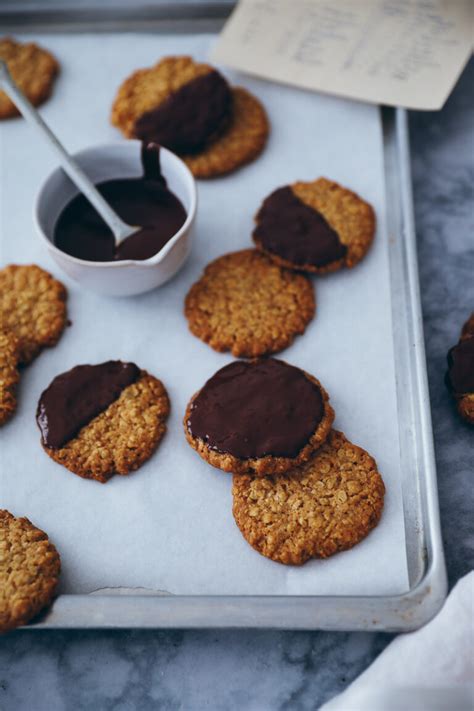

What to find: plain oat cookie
left=232, top=430, right=385, bottom=565
left=185, top=249, right=315, bottom=358
left=0, top=329, right=20, bottom=426
left=0, top=264, right=68, bottom=364
left=0, top=510, right=61, bottom=633
left=0, top=37, right=59, bottom=119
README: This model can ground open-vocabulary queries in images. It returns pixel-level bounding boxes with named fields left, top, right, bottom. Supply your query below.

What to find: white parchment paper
left=0, top=33, right=409, bottom=596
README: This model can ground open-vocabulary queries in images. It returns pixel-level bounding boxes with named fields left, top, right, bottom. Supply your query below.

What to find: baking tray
left=0, top=1, right=447, bottom=631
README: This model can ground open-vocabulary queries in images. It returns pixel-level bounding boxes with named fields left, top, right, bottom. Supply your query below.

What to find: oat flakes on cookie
left=0, top=510, right=60, bottom=633
left=232, top=430, right=385, bottom=565
left=446, top=312, right=474, bottom=424
left=111, top=56, right=268, bottom=178
left=184, top=358, right=334, bottom=477
left=0, top=329, right=20, bottom=426
left=37, top=361, right=170, bottom=483
left=0, top=264, right=68, bottom=364
left=253, top=178, right=375, bottom=274
left=185, top=249, right=315, bottom=358
left=0, top=37, right=59, bottom=119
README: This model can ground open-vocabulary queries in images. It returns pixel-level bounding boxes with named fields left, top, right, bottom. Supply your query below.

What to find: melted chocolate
left=254, top=186, right=347, bottom=267
left=134, top=70, right=231, bottom=154
left=54, top=143, right=187, bottom=262
left=187, top=359, right=324, bottom=459
left=446, top=338, right=474, bottom=395
left=37, top=361, right=140, bottom=449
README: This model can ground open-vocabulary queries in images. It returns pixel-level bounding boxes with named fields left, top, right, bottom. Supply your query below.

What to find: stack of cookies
left=183, top=358, right=385, bottom=566
left=0, top=264, right=68, bottom=426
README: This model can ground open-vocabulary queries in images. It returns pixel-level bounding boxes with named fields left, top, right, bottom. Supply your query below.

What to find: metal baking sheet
left=0, top=4, right=447, bottom=630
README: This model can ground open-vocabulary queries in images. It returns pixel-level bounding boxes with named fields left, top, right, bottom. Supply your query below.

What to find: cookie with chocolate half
left=184, top=358, right=334, bottom=477
left=0, top=264, right=68, bottom=365
left=253, top=178, right=375, bottom=274
left=232, top=430, right=385, bottom=565
left=111, top=56, right=268, bottom=178
left=37, top=361, right=170, bottom=483
left=185, top=249, right=315, bottom=358
left=0, top=329, right=20, bottom=426
left=446, top=312, right=474, bottom=424
left=0, top=510, right=61, bottom=632
left=0, top=37, right=59, bottom=119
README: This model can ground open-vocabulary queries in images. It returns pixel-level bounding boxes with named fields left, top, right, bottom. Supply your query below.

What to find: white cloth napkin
left=320, top=571, right=474, bottom=711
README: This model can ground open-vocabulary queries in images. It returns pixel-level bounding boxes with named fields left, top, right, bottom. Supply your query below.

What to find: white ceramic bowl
left=35, top=141, right=197, bottom=296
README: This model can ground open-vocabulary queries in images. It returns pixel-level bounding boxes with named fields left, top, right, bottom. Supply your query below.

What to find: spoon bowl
left=35, top=141, right=197, bottom=296
left=0, top=59, right=141, bottom=247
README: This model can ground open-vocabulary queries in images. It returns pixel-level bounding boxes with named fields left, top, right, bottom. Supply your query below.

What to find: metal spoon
left=0, top=59, right=139, bottom=247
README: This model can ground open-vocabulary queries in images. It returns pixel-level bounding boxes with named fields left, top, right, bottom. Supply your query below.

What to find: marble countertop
left=1, top=53, right=472, bottom=711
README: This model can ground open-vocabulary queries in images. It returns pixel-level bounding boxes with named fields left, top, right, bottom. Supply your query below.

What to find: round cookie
left=232, top=430, right=385, bottom=565
left=0, top=37, right=59, bottom=120
left=185, top=249, right=315, bottom=358
left=111, top=56, right=268, bottom=178
left=0, top=264, right=68, bottom=365
left=253, top=178, right=375, bottom=274
left=0, top=329, right=20, bottom=426
left=182, top=88, right=269, bottom=178
left=0, top=510, right=60, bottom=633
left=184, top=358, right=334, bottom=477
left=38, top=362, right=170, bottom=483
left=461, top=312, right=474, bottom=341
left=446, top=312, right=474, bottom=424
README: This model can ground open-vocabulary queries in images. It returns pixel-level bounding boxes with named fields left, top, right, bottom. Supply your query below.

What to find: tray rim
left=2, top=9, right=447, bottom=632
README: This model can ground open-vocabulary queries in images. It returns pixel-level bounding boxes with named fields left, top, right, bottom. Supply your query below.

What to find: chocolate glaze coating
left=254, top=186, right=347, bottom=267
left=54, top=144, right=187, bottom=262
left=37, top=361, right=140, bottom=449
left=187, top=359, right=325, bottom=459
left=446, top=338, right=474, bottom=395
left=134, top=70, right=231, bottom=154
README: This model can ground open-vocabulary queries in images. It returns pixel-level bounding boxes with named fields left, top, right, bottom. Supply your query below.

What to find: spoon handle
left=0, top=59, right=136, bottom=243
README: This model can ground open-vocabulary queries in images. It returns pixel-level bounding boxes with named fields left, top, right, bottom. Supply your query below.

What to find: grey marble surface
left=0, top=58, right=473, bottom=711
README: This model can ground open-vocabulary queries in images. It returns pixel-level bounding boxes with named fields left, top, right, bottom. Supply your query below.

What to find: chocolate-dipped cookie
left=232, top=430, right=385, bottom=565
left=184, top=358, right=334, bottom=477
left=185, top=249, right=315, bottom=358
left=446, top=312, right=474, bottom=424
left=253, top=178, right=375, bottom=274
left=37, top=361, right=170, bottom=483
left=111, top=56, right=268, bottom=178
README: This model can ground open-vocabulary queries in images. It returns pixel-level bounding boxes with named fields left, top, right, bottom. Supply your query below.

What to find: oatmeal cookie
left=0, top=264, right=68, bottom=364
left=182, top=88, right=268, bottom=178
left=38, top=362, right=170, bottom=483
left=446, top=312, right=474, bottom=424
left=232, top=430, right=385, bottom=565
left=185, top=249, right=315, bottom=358
left=0, top=329, right=20, bottom=426
left=0, top=510, right=60, bottom=633
left=111, top=56, right=268, bottom=177
left=0, top=37, right=59, bottom=119
left=253, top=178, right=375, bottom=273
left=184, top=358, right=334, bottom=477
